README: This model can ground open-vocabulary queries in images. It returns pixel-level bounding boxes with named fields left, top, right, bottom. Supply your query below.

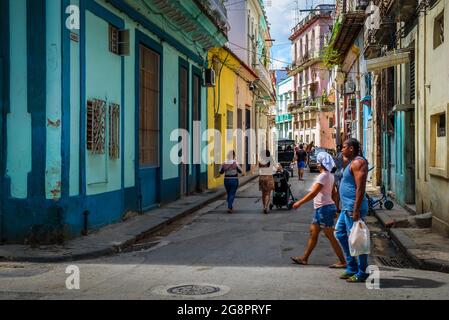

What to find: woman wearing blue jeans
left=220, top=151, right=243, bottom=214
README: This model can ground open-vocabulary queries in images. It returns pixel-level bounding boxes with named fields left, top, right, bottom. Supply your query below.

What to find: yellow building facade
left=207, top=47, right=258, bottom=188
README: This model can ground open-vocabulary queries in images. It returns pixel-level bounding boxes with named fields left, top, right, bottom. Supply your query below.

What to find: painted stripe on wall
left=27, top=0, right=47, bottom=198
left=46, top=0, right=63, bottom=200
left=7, top=0, right=31, bottom=199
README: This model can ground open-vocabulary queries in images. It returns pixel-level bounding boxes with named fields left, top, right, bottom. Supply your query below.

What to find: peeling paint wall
left=46, top=0, right=62, bottom=200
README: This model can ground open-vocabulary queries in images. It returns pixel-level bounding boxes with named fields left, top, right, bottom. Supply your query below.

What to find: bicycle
left=366, top=184, right=394, bottom=215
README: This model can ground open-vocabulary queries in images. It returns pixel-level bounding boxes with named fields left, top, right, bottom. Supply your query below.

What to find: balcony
left=289, top=4, right=335, bottom=41
left=196, top=0, right=229, bottom=35
left=363, top=0, right=402, bottom=59
left=289, top=50, right=321, bottom=76
left=331, top=1, right=368, bottom=57
left=124, top=0, right=228, bottom=48
left=255, top=63, right=275, bottom=100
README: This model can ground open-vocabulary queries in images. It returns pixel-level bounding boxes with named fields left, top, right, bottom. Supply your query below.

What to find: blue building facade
left=0, top=0, right=227, bottom=243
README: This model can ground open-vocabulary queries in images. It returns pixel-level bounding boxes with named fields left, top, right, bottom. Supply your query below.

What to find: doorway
left=137, top=44, right=161, bottom=211
left=179, top=61, right=189, bottom=197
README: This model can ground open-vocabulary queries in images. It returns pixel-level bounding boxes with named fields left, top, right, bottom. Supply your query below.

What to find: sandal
left=346, top=275, right=367, bottom=283
left=290, top=257, right=308, bottom=265
left=339, top=272, right=355, bottom=280
left=329, top=263, right=347, bottom=269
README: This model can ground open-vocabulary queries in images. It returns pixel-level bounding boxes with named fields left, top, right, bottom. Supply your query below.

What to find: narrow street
left=1, top=172, right=449, bottom=300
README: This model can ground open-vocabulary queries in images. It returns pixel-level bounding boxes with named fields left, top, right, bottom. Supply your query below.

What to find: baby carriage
left=269, top=171, right=296, bottom=211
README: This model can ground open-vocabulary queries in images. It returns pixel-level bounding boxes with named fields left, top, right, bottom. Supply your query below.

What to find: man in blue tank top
left=335, top=138, right=369, bottom=282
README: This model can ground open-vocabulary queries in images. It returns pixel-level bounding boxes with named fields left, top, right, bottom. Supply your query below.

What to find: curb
left=0, top=175, right=258, bottom=263
left=376, top=223, right=449, bottom=274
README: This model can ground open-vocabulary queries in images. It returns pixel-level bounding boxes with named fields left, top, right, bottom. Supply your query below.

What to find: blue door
left=137, top=44, right=160, bottom=211
left=179, top=63, right=189, bottom=197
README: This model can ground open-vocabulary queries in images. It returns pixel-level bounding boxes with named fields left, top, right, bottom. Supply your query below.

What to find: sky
left=265, top=0, right=335, bottom=70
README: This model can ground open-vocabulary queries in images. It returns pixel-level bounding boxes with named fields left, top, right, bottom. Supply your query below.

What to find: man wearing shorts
left=296, top=144, right=308, bottom=180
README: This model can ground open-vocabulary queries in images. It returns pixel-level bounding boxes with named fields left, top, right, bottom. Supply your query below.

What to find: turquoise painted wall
left=162, top=44, right=182, bottom=180
left=85, top=10, right=122, bottom=196
left=124, top=24, right=135, bottom=189
left=7, top=0, right=31, bottom=199
left=46, top=0, right=62, bottom=200
left=70, top=0, right=81, bottom=197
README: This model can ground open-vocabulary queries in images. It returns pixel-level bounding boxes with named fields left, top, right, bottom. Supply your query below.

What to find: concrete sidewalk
left=0, top=174, right=258, bottom=263
left=367, top=187, right=449, bottom=274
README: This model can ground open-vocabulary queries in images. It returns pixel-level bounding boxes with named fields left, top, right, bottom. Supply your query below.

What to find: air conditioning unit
left=204, top=69, right=216, bottom=87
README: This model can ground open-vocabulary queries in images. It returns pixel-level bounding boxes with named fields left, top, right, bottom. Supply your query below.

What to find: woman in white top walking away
left=258, top=150, right=278, bottom=214
left=290, top=152, right=346, bottom=268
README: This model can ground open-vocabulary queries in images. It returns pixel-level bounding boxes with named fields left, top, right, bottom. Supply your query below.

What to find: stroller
left=269, top=171, right=296, bottom=211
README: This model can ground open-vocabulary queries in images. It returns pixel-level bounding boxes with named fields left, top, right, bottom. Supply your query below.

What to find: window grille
left=109, top=103, right=120, bottom=159
left=87, top=99, right=106, bottom=154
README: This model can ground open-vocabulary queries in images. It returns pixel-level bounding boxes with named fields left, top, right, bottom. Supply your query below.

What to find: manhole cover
left=151, top=283, right=230, bottom=298
left=168, top=284, right=220, bottom=296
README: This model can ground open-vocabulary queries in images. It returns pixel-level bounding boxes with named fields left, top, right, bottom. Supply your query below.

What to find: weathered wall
left=416, top=0, right=449, bottom=237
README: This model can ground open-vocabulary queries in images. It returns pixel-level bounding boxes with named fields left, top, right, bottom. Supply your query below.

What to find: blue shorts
left=312, top=204, right=337, bottom=228
left=297, top=161, right=306, bottom=169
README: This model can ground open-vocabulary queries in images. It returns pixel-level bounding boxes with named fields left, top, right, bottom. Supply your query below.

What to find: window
left=237, top=109, right=243, bottom=130
left=438, top=113, right=446, bottom=137
left=311, top=119, right=317, bottom=128
left=109, top=25, right=119, bottom=54
left=140, top=46, right=160, bottom=166
left=109, top=24, right=130, bottom=56
left=226, top=109, right=233, bottom=141
left=329, top=117, right=335, bottom=128
left=434, top=11, right=444, bottom=49
left=87, top=99, right=106, bottom=154
left=429, top=109, right=448, bottom=178
left=109, top=103, right=120, bottom=159
left=214, top=114, right=222, bottom=177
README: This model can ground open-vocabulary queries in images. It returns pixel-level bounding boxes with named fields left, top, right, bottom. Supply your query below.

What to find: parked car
left=308, top=147, right=335, bottom=172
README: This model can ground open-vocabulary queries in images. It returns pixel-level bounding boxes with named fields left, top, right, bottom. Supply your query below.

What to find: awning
left=366, top=51, right=411, bottom=72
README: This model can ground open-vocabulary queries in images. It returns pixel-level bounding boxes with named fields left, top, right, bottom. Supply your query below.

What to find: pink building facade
left=288, top=5, right=336, bottom=149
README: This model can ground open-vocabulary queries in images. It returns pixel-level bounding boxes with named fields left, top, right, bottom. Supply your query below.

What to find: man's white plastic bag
left=349, top=220, right=371, bottom=256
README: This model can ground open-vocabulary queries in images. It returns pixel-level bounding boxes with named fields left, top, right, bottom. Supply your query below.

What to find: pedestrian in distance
left=220, top=150, right=243, bottom=214
left=334, top=138, right=370, bottom=283
left=290, top=152, right=347, bottom=268
left=295, top=144, right=308, bottom=181
left=258, top=149, right=277, bottom=214
left=334, top=144, right=344, bottom=190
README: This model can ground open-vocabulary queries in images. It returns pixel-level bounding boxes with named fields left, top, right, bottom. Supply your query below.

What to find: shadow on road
left=380, top=276, right=445, bottom=289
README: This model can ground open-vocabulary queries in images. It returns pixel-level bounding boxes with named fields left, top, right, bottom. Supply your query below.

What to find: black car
left=308, top=147, right=335, bottom=172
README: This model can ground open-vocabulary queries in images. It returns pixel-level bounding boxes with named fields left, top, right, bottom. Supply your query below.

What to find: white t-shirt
left=313, top=171, right=335, bottom=209
left=259, top=157, right=278, bottom=176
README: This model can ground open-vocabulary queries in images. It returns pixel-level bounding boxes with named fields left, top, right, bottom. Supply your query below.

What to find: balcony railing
left=340, top=0, right=370, bottom=13
left=290, top=4, right=335, bottom=39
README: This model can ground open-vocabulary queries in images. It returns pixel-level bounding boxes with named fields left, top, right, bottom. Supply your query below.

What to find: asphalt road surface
left=1, top=172, right=449, bottom=300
